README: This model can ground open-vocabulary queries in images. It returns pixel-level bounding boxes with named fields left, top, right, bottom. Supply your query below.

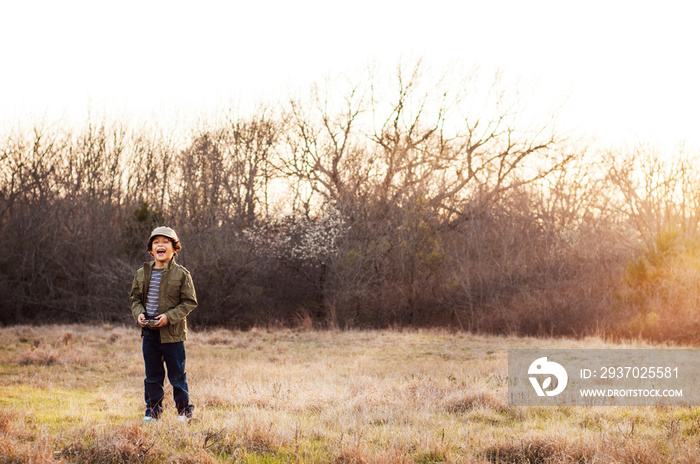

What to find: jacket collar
left=145, top=258, right=176, bottom=272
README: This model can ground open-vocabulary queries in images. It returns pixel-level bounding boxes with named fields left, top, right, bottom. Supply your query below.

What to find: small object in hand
left=147, top=319, right=159, bottom=328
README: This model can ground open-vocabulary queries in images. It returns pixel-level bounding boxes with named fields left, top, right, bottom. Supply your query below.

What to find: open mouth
left=156, top=249, right=166, bottom=257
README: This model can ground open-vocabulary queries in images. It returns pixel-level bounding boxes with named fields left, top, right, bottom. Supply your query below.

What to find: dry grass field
left=1, top=325, right=699, bottom=463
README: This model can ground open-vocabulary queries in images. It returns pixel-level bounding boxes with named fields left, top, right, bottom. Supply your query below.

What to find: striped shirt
left=145, top=269, right=163, bottom=318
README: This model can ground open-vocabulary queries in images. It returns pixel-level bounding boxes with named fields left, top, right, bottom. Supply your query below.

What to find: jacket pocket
left=165, top=277, right=182, bottom=304
left=168, top=320, right=187, bottom=341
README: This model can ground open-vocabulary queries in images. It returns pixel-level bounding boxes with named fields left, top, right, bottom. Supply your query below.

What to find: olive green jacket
left=130, top=259, right=198, bottom=343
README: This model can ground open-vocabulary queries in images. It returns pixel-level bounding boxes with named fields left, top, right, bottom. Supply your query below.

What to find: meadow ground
left=1, top=325, right=699, bottom=463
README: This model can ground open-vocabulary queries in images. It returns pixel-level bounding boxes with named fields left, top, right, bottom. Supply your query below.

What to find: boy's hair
left=147, top=226, right=182, bottom=255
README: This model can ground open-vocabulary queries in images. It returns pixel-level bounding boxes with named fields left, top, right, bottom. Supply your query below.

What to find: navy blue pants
left=142, top=328, right=194, bottom=418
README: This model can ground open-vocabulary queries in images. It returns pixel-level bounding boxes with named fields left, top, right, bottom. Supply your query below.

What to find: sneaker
left=177, top=415, right=190, bottom=423
left=142, top=416, right=158, bottom=424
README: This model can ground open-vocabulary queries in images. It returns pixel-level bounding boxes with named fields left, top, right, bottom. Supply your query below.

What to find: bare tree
left=221, top=109, right=281, bottom=224
left=605, top=145, right=697, bottom=249
left=124, top=128, right=174, bottom=212
left=281, top=81, right=369, bottom=216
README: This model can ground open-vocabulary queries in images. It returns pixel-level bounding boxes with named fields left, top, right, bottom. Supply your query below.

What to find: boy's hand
left=154, top=314, right=169, bottom=327
left=137, top=313, right=147, bottom=327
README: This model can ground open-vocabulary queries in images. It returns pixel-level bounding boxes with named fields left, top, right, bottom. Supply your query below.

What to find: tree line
left=1, top=62, right=698, bottom=341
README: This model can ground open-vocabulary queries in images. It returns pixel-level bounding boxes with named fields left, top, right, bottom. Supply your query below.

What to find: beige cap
left=149, top=226, right=179, bottom=243
left=147, top=226, right=181, bottom=251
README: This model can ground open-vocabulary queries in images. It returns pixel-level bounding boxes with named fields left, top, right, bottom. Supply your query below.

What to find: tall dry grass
left=1, top=324, right=698, bottom=463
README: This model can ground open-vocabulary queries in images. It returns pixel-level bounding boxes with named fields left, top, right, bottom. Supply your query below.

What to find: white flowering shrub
left=243, top=210, right=347, bottom=267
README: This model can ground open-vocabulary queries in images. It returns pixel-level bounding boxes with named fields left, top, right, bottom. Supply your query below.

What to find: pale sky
left=1, top=0, right=699, bottom=149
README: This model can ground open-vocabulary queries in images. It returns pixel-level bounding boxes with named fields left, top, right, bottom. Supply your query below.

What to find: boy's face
left=150, top=236, right=175, bottom=267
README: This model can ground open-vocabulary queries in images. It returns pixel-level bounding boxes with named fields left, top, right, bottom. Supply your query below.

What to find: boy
left=130, top=226, right=198, bottom=423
